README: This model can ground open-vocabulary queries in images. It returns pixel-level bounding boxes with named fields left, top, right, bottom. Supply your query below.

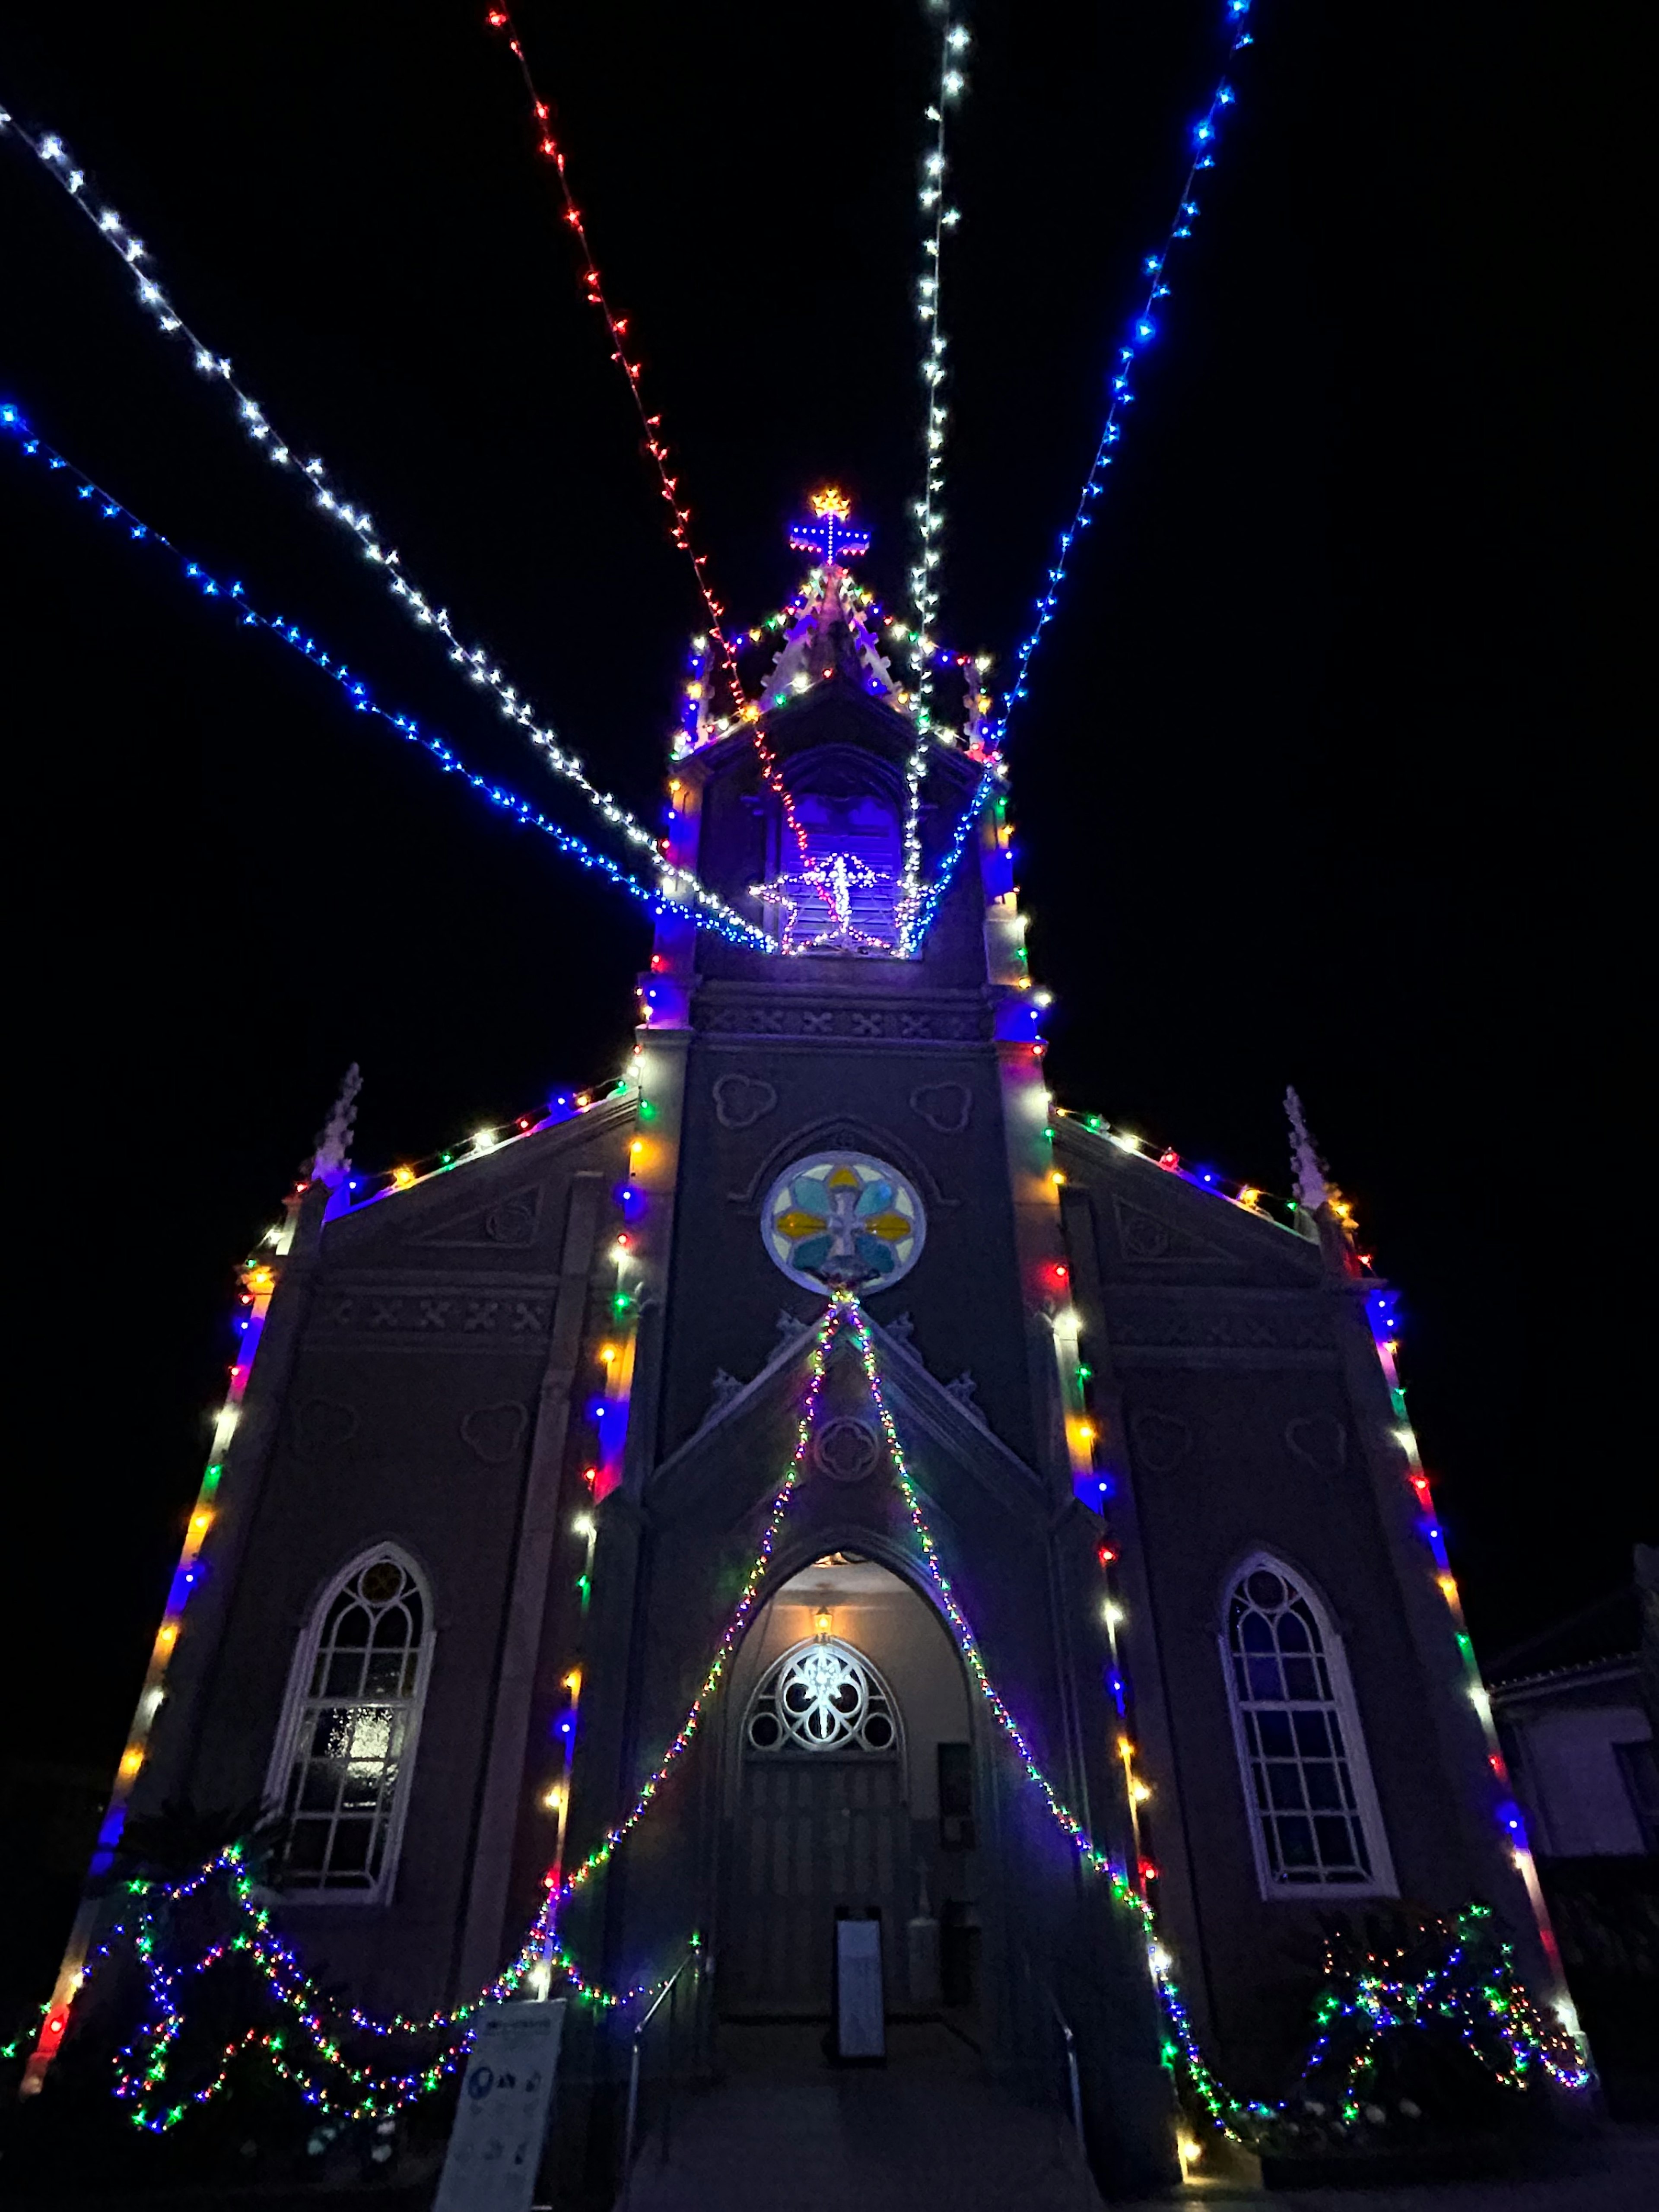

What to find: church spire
left=1284, top=1085, right=1330, bottom=1213
left=311, top=1063, right=362, bottom=1190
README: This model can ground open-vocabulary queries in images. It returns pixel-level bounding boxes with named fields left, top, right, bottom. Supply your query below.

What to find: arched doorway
left=718, top=1553, right=977, bottom=2022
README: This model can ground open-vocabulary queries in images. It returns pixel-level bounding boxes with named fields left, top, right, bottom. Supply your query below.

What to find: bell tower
left=624, top=491, right=1086, bottom=1491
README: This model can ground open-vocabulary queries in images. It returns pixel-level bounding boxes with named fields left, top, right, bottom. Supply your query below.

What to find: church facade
left=42, top=518, right=1560, bottom=2198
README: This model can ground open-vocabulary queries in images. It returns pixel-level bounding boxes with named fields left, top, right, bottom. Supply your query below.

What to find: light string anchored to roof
left=46, top=1307, right=845, bottom=2127
left=0, top=110, right=714, bottom=899
left=53, top=1284, right=1588, bottom=2135
left=0, top=407, right=773, bottom=952
left=993, top=0, right=1259, bottom=751
left=839, top=1294, right=1590, bottom=2133
left=481, top=7, right=746, bottom=716
left=900, top=5, right=972, bottom=921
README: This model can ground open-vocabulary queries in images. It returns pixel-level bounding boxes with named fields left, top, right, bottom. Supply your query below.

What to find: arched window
left=268, top=1550, right=432, bottom=1898
left=1221, top=1556, right=1395, bottom=1896
left=744, top=1638, right=902, bottom=1758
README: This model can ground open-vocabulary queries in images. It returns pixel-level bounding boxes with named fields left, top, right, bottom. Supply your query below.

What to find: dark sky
left=0, top=0, right=1640, bottom=1802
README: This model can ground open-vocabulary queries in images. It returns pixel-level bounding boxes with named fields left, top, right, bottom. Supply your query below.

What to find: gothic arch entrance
left=718, top=1553, right=977, bottom=2021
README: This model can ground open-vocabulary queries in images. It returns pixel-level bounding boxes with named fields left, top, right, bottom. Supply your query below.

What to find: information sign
left=432, top=1999, right=566, bottom=2212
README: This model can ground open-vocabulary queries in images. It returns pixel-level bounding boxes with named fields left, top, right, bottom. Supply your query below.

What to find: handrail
left=1018, top=1947, right=1088, bottom=2168
left=1047, top=1987, right=1088, bottom=2165
left=618, top=1944, right=704, bottom=2209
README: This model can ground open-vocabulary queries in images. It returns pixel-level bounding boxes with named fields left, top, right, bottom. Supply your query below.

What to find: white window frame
left=1219, top=1550, right=1397, bottom=1901
left=264, top=1543, right=435, bottom=1905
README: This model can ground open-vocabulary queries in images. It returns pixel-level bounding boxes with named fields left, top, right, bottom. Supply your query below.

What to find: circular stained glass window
left=761, top=1151, right=925, bottom=1293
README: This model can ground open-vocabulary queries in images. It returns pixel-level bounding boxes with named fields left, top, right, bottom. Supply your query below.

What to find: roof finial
left=1284, top=1085, right=1330, bottom=1213
left=312, top=1063, right=362, bottom=1190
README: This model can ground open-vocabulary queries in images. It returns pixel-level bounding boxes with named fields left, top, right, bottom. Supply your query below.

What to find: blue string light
left=0, top=108, right=757, bottom=928
left=992, top=0, right=1259, bottom=752
left=0, top=404, right=775, bottom=952
left=900, top=762, right=998, bottom=952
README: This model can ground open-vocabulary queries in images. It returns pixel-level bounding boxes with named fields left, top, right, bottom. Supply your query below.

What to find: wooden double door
left=722, top=1754, right=911, bottom=2014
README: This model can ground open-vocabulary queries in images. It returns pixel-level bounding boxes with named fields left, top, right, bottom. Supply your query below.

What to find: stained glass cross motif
left=788, top=486, right=872, bottom=568
left=773, top=1164, right=915, bottom=1284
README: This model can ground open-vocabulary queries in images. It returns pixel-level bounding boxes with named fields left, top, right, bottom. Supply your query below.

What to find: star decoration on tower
left=788, top=486, right=871, bottom=569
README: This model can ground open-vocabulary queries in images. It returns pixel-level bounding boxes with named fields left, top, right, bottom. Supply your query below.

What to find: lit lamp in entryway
left=814, top=1605, right=834, bottom=1640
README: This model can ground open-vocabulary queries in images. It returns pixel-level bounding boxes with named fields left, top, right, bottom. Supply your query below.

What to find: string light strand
left=481, top=7, right=746, bottom=715
left=994, top=0, right=1259, bottom=751
left=900, top=8, right=972, bottom=918
left=0, top=407, right=774, bottom=951
left=0, top=110, right=724, bottom=896
left=52, top=1292, right=1587, bottom=2132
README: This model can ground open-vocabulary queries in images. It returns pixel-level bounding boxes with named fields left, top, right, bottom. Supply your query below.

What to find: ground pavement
left=619, top=2021, right=1659, bottom=2212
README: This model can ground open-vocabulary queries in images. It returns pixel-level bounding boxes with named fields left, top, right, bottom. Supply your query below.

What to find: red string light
left=483, top=7, right=745, bottom=715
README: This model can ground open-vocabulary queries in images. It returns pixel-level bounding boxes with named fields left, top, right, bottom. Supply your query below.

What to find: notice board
left=432, top=1998, right=566, bottom=2212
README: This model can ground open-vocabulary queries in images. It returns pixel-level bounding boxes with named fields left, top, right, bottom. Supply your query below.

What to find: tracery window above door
left=744, top=1638, right=900, bottom=1756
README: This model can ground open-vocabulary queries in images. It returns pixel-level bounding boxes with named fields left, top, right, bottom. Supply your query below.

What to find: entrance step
left=619, top=2020, right=1102, bottom=2212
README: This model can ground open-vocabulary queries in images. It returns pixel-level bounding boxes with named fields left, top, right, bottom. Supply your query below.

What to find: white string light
left=1, top=108, right=748, bottom=930
left=0, top=405, right=774, bottom=951
left=899, top=9, right=971, bottom=926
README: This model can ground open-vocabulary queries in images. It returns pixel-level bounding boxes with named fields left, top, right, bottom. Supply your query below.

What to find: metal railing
left=617, top=1944, right=705, bottom=2209
left=1016, top=1946, right=1091, bottom=2179
left=1048, top=1986, right=1087, bottom=2166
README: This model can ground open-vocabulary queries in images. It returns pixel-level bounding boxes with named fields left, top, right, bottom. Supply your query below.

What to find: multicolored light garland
left=549, top=1302, right=841, bottom=1899
left=992, top=0, right=1259, bottom=751
left=840, top=1294, right=1588, bottom=2126
left=0, top=108, right=727, bottom=895
left=40, top=1283, right=1586, bottom=2133
left=0, top=406, right=774, bottom=953
left=48, top=1307, right=843, bottom=2126
left=1053, top=1103, right=1314, bottom=1242
left=481, top=6, right=744, bottom=715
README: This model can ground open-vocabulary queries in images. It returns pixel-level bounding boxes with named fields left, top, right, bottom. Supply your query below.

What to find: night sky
left=1, top=0, right=1640, bottom=1833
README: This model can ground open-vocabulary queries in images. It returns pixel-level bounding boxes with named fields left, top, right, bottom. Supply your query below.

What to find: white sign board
left=432, top=1999, right=566, bottom=2212
left=835, top=1917, right=885, bottom=2060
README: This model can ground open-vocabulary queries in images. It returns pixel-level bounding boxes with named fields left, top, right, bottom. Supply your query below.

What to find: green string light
left=66, top=1294, right=1587, bottom=2136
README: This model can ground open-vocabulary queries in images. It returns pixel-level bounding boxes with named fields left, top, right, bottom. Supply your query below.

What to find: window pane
left=1292, top=1710, right=1331, bottom=1757
left=1282, top=1656, right=1321, bottom=1701
left=298, top=1762, right=342, bottom=1814
left=324, top=1650, right=365, bottom=1698
left=1278, top=1816, right=1316, bottom=1866
left=286, top=1822, right=330, bottom=1874
left=329, top=1819, right=373, bottom=1872
left=331, top=1605, right=372, bottom=1649
left=365, top=1650, right=407, bottom=1697
left=1256, top=1712, right=1296, bottom=1758
left=1266, top=1763, right=1306, bottom=1811
left=1304, top=1761, right=1343, bottom=1809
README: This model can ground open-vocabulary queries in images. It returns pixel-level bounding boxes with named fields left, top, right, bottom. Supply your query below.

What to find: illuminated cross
left=788, top=486, right=871, bottom=569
